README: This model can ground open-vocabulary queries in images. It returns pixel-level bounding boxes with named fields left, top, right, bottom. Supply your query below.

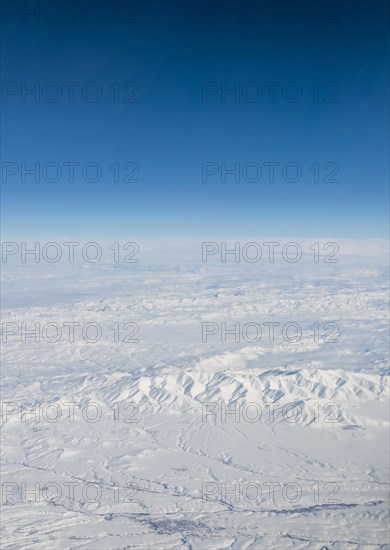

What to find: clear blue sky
left=1, top=0, right=389, bottom=238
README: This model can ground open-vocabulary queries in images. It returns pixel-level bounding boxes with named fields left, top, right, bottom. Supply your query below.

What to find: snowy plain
left=1, top=239, right=389, bottom=549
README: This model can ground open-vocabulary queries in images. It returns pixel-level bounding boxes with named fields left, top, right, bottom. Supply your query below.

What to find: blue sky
left=1, top=0, right=389, bottom=238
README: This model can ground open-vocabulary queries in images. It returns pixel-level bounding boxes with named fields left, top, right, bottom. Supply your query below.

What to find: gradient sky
left=1, top=0, right=389, bottom=238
